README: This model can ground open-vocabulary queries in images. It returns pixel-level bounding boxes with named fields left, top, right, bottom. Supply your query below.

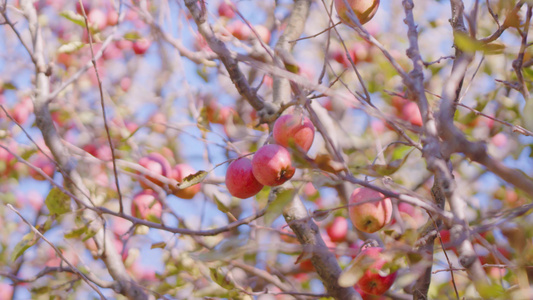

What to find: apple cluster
left=225, top=113, right=315, bottom=198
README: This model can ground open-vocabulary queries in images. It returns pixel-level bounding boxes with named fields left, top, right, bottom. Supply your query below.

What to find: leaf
left=176, top=170, right=207, bottom=190
left=59, top=11, right=87, bottom=27
left=213, top=195, right=230, bottom=213
left=64, top=226, right=87, bottom=239
left=314, top=154, right=345, bottom=173
left=454, top=32, right=505, bottom=55
left=210, top=267, right=235, bottom=290
left=312, top=209, right=330, bottom=222
left=12, top=232, right=39, bottom=261
left=151, top=242, right=167, bottom=249
left=338, top=259, right=366, bottom=287
left=123, top=31, right=142, bottom=40
left=522, top=99, right=533, bottom=132
left=45, top=188, right=71, bottom=215
left=2, top=82, right=17, bottom=90
left=264, top=189, right=294, bottom=225
left=58, top=41, right=84, bottom=54
left=31, top=286, right=52, bottom=294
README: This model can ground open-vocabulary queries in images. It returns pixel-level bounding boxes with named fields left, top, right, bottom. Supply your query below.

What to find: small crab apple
left=171, top=164, right=201, bottom=199
left=218, top=1, right=235, bottom=19
left=335, top=0, right=380, bottom=26
left=326, top=216, right=349, bottom=243
left=273, top=114, right=315, bottom=152
left=252, top=144, right=295, bottom=186
left=132, top=38, right=151, bottom=55
left=137, top=153, right=172, bottom=189
left=28, top=154, right=56, bottom=181
left=401, top=102, right=423, bottom=127
left=107, top=10, right=119, bottom=26
left=225, top=157, right=264, bottom=198
left=354, top=247, right=397, bottom=296
left=131, top=190, right=162, bottom=220
left=349, top=187, right=392, bottom=233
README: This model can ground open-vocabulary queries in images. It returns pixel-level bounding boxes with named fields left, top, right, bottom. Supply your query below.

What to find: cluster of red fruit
left=225, top=113, right=315, bottom=198
left=131, top=152, right=200, bottom=221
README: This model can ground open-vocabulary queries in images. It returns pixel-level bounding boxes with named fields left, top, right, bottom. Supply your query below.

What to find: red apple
left=394, top=202, right=426, bottom=229
left=107, top=10, right=119, bottom=26
left=326, top=216, right=349, bottom=243
left=137, top=152, right=172, bottom=189
left=252, top=144, right=295, bottom=186
left=0, top=283, right=13, bottom=300
left=334, top=0, right=380, bottom=26
left=131, top=190, right=162, bottom=220
left=273, top=114, right=315, bottom=152
left=218, top=1, right=235, bottom=19
left=132, top=38, right=151, bottom=55
left=349, top=187, right=392, bottom=233
left=401, top=102, right=423, bottom=127
left=170, top=164, right=201, bottom=199
left=354, top=247, right=397, bottom=295
left=76, top=1, right=91, bottom=15
left=116, top=40, right=133, bottom=50
left=120, top=77, right=132, bottom=92
left=491, top=133, right=507, bottom=147
left=28, top=154, right=56, bottom=181
left=227, top=21, right=251, bottom=40
left=225, top=157, right=264, bottom=198
left=88, top=9, right=107, bottom=31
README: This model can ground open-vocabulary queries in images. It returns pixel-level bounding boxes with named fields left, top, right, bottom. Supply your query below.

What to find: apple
left=354, top=284, right=387, bottom=300
left=137, top=152, right=172, bottom=189
left=76, top=1, right=91, bottom=15
left=132, top=38, right=151, bottom=55
left=252, top=144, right=295, bottom=186
left=150, top=112, right=167, bottom=133
left=354, top=247, right=397, bottom=295
left=0, top=283, right=13, bottom=300
left=334, top=0, right=380, bottom=26
left=131, top=190, right=162, bottom=220
left=88, top=9, right=107, bottom=31
left=393, top=202, right=426, bottom=229
left=218, top=1, right=235, bottom=19
left=107, top=10, right=119, bottom=26
left=120, top=77, right=132, bottom=92
left=491, top=133, right=507, bottom=147
left=326, top=216, right=348, bottom=243
left=401, top=102, right=423, bottom=127
left=349, top=187, right=392, bottom=233
left=225, top=157, right=264, bottom=198
left=273, top=114, right=315, bottom=152
left=227, top=21, right=251, bottom=40
left=253, top=24, right=271, bottom=44
left=170, top=164, right=201, bottom=199
left=28, top=154, right=56, bottom=181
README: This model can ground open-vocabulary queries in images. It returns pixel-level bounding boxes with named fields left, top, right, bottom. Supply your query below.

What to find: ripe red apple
left=218, top=1, right=235, bottom=19
left=137, top=152, right=171, bottom=189
left=273, top=114, right=315, bottom=152
left=28, top=154, right=56, bottom=181
left=170, top=164, right=201, bottom=199
left=326, top=216, right=348, bottom=243
left=0, top=283, right=13, bottom=300
left=132, top=38, right=151, bottom=55
left=401, top=102, right=423, bottom=127
left=252, top=144, right=295, bottom=186
left=354, top=247, right=397, bottom=295
left=225, top=157, right=264, bottom=198
left=131, top=190, right=162, bottom=220
left=349, top=187, right=392, bottom=233
left=116, top=39, right=133, bottom=50
left=334, top=0, right=380, bottom=26
left=227, top=21, right=251, bottom=40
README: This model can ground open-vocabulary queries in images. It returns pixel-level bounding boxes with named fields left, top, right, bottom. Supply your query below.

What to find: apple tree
left=1, top=0, right=533, bottom=299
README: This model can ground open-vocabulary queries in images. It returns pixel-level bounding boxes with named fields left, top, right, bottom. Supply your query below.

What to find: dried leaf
left=176, top=170, right=207, bottom=190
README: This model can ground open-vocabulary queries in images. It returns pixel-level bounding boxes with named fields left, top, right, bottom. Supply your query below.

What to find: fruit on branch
left=401, top=102, right=423, bottom=127
left=253, top=24, right=271, bottom=44
left=227, top=21, right=251, bottom=40
left=225, top=157, right=264, bottom=198
left=138, top=152, right=172, bottom=189
left=218, top=1, right=235, bottom=19
left=28, top=154, right=56, bottom=181
left=353, top=247, right=397, bottom=296
left=252, top=144, right=295, bottom=186
left=131, top=190, right=162, bottom=220
left=132, top=38, right=151, bottom=55
left=107, top=10, right=119, bottom=26
left=170, top=163, right=201, bottom=199
left=393, top=202, right=426, bottom=229
left=88, top=9, right=107, bottom=31
left=334, top=0, right=380, bottom=26
left=326, top=216, right=349, bottom=243
left=349, top=187, right=392, bottom=233
left=273, top=114, right=315, bottom=152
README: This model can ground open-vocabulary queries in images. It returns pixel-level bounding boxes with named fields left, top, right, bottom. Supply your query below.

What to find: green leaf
left=213, top=195, right=230, bottom=213
left=210, top=267, right=235, bottom=290
left=59, top=11, right=86, bottom=27
left=12, top=232, right=39, bottom=261
left=31, top=286, right=52, bottom=294
left=123, top=31, right=142, bottom=40
left=58, top=41, right=84, bottom=54
left=2, top=82, right=17, bottom=90
left=45, top=188, right=71, bottom=215
left=151, top=241, right=167, bottom=249
left=523, top=100, right=533, bottom=132
left=455, top=32, right=505, bottom=55
left=176, top=170, right=207, bottom=190
left=64, top=226, right=87, bottom=239
left=264, top=189, right=294, bottom=225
